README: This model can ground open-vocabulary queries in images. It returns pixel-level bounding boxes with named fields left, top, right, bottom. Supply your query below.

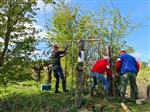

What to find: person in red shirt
left=90, top=55, right=113, bottom=98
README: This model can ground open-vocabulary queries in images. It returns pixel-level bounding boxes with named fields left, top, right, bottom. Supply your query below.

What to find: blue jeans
left=90, top=72, right=109, bottom=90
left=52, top=66, right=66, bottom=91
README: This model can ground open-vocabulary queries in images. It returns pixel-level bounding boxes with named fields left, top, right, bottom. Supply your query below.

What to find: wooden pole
left=68, top=38, right=101, bottom=42
left=64, top=55, right=67, bottom=84
left=75, top=40, right=85, bottom=110
left=71, top=41, right=74, bottom=89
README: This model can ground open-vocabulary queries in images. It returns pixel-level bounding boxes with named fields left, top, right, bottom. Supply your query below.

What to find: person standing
left=51, top=43, right=68, bottom=93
left=115, top=50, right=140, bottom=102
left=90, top=55, right=113, bottom=99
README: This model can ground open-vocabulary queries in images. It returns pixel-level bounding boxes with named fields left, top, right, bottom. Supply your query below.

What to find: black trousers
left=53, top=66, right=66, bottom=91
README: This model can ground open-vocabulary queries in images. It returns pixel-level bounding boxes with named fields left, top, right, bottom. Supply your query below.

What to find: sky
left=35, top=0, right=150, bottom=62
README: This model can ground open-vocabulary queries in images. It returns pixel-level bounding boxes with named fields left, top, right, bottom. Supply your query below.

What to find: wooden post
left=105, top=46, right=114, bottom=97
left=71, top=41, right=74, bottom=89
left=32, top=64, right=41, bottom=82
left=43, top=65, right=52, bottom=84
left=76, top=40, right=85, bottom=110
left=147, top=85, right=150, bottom=99
left=64, top=55, right=67, bottom=84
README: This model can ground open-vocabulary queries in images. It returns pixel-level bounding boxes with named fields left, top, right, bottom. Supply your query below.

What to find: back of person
left=51, top=44, right=68, bottom=93
left=120, top=53, right=137, bottom=74
left=91, top=59, right=108, bottom=74
left=115, top=50, right=140, bottom=102
left=51, top=44, right=67, bottom=68
left=51, top=51, right=61, bottom=67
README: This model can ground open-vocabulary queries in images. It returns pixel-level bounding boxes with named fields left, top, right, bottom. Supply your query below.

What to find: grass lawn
left=0, top=80, right=150, bottom=112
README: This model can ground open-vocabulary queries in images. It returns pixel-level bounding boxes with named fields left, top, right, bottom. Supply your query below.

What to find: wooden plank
left=136, top=99, right=146, bottom=105
left=121, top=103, right=131, bottom=112
left=68, top=39, right=102, bottom=42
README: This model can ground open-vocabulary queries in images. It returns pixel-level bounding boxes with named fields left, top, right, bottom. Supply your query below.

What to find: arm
left=106, top=64, right=113, bottom=78
left=58, top=43, right=68, bottom=57
left=115, top=58, right=121, bottom=74
left=135, top=60, right=140, bottom=73
left=106, top=69, right=112, bottom=78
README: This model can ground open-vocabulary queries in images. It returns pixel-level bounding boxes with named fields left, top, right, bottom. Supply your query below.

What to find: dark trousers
left=53, top=66, right=66, bottom=91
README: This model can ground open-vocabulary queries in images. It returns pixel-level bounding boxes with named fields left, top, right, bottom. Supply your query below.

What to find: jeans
left=52, top=66, right=66, bottom=91
left=90, top=72, right=109, bottom=90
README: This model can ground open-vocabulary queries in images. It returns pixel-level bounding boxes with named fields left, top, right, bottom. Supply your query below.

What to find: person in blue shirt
left=115, top=50, right=140, bottom=102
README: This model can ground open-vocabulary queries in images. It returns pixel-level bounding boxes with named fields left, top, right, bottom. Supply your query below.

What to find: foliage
left=0, top=0, right=39, bottom=87
left=137, top=61, right=150, bottom=83
left=46, top=2, right=138, bottom=75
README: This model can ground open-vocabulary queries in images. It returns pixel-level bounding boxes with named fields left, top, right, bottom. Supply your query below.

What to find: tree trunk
left=75, top=40, right=85, bottom=110
left=0, top=16, right=11, bottom=68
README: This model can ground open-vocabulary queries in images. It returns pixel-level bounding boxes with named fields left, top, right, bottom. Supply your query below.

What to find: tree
left=0, top=0, right=39, bottom=87
left=46, top=2, right=138, bottom=72
left=45, top=1, right=139, bottom=109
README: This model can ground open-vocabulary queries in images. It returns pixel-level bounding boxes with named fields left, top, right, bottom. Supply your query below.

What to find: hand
left=65, top=42, right=68, bottom=51
left=116, top=73, right=119, bottom=77
left=77, top=39, right=81, bottom=44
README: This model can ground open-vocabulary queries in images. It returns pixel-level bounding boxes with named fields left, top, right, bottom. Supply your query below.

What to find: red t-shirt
left=90, top=59, right=112, bottom=78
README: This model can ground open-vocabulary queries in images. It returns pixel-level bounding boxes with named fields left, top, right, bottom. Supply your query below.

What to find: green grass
left=0, top=80, right=150, bottom=112
left=0, top=80, right=76, bottom=112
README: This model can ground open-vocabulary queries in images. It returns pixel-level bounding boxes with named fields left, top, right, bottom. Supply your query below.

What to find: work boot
left=55, top=90, right=60, bottom=94
left=104, top=89, right=113, bottom=100
left=63, top=89, right=69, bottom=93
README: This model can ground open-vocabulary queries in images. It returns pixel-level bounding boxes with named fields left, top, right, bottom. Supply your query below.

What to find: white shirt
left=78, top=51, right=84, bottom=62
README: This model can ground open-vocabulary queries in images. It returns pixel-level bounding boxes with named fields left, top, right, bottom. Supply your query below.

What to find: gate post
left=75, top=39, right=85, bottom=110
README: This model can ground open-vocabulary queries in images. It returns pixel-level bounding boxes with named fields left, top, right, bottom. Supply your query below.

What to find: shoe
left=55, top=90, right=60, bottom=94
left=63, top=89, right=69, bottom=92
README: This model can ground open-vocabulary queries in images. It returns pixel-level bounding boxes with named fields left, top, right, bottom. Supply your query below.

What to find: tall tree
left=0, top=0, right=39, bottom=86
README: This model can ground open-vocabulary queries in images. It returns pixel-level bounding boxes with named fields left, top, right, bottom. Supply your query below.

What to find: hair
left=53, top=44, right=59, bottom=50
left=103, top=55, right=110, bottom=60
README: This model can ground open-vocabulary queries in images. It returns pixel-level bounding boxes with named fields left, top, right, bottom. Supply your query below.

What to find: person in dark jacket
left=51, top=43, right=68, bottom=93
left=115, top=50, right=140, bottom=102
left=90, top=56, right=113, bottom=99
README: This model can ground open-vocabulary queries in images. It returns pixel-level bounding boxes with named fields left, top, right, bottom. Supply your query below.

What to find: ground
left=0, top=80, right=150, bottom=112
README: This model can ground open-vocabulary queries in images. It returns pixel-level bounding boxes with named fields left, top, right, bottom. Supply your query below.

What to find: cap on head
left=120, top=50, right=126, bottom=55
left=53, top=44, right=59, bottom=50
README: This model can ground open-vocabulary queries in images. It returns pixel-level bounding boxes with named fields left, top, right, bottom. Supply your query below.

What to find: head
left=103, top=55, right=110, bottom=61
left=53, top=44, right=59, bottom=51
left=120, top=50, right=126, bottom=56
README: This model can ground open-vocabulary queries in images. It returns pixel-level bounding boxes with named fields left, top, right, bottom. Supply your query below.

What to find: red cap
left=120, top=50, right=126, bottom=55
left=53, top=44, right=59, bottom=50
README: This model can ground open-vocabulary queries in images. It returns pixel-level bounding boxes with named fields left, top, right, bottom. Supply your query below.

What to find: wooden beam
left=68, top=39, right=102, bottom=42
left=121, top=103, right=131, bottom=112
left=136, top=99, right=147, bottom=105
